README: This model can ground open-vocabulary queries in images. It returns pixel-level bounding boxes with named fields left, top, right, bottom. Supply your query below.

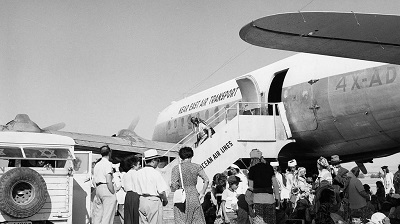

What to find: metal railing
left=161, top=101, right=283, bottom=161
left=161, top=102, right=240, bottom=159
left=236, top=102, right=281, bottom=141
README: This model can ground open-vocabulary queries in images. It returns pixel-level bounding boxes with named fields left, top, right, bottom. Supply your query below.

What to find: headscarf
left=298, top=167, right=306, bottom=177
left=317, top=156, right=330, bottom=169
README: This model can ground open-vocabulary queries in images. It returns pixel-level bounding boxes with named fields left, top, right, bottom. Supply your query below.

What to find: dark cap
left=330, top=155, right=342, bottom=165
left=381, top=166, right=388, bottom=170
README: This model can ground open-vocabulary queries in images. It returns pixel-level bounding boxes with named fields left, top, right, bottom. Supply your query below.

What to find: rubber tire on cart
left=0, top=167, right=48, bottom=218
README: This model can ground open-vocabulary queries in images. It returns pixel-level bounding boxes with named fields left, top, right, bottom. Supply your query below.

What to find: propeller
left=128, top=116, right=140, bottom=131
left=42, top=122, right=66, bottom=131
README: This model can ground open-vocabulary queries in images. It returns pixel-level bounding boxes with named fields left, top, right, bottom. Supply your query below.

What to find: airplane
left=151, top=12, right=400, bottom=177
left=0, top=114, right=179, bottom=165
left=3, top=12, right=400, bottom=180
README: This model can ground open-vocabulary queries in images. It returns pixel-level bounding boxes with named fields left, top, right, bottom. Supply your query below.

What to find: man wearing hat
left=134, top=149, right=168, bottom=224
left=348, top=167, right=373, bottom=223
left=248, top=149, right=280, bottom=224
left=381, top=166, right=395, bottom=195
left=286, top=159, right=297, bottom=187
left=330, top=155, right=349, bottom=192
left=92, top=145, right=117, bottom=224
left=285, top=159, right=298, bottom=212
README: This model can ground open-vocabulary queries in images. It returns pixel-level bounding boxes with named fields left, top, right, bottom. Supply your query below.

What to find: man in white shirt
left=135, top=149, right=168, bottom=224
left=92, top=145, right=117, bottom=224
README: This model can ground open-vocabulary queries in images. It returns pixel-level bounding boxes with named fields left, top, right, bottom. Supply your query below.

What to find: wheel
left=0, top=167, right=48, bottom=218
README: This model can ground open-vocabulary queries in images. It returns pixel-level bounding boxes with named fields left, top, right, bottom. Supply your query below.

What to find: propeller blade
left=128, top=116, right=140, bottom=131
left=43, top=122, right=66, bottom=131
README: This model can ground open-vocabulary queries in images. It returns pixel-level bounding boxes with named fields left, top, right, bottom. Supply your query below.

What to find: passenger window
left=214, top=107, right=219, bottom=119
left=174, top=119, right=177, bottom=128
left=181, top=117, right=184, bottom=127
left=205, top=110, right=209, bottom=120
left=168, top=121, right=171, bottom=130
left=187, top=115, right=192, bottom=129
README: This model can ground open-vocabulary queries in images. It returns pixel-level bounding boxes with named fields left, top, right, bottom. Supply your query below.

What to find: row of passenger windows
left=167, top=104, right=231, bottom=130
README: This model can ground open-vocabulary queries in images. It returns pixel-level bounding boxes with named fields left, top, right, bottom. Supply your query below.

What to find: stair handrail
left=161, top=101, right=286, bottom=156
left=161, top=102, right=240, bottom=157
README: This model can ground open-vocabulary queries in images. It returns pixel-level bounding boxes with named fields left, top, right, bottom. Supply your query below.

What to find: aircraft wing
left=240, top=12, right=400, bottom=65
left=49, top=131, right=179, bottom=158
left=0, top=114, right=179, bottom=158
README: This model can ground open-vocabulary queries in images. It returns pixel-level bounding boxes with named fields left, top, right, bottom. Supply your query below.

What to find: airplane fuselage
left=152, top=53, right=400, bottom=162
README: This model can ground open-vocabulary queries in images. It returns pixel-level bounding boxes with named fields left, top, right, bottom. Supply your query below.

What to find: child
left=221, top=175, right=240, bottom=224
left=212, top=173, right=227, bottom=224
left=377, top=181, right=387, bottom=209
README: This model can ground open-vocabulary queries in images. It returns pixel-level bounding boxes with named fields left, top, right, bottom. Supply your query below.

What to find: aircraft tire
left=0, top=167, right=48, bottom=218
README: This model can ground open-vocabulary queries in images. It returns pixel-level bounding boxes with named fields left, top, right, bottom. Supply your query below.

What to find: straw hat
left=143, top=149, right=161, bottom=160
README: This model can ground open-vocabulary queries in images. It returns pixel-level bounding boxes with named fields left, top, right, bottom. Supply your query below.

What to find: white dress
left=381, top=172, right=395, bottom=194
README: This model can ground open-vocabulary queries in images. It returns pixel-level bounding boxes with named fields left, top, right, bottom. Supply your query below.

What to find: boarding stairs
left=159, top=102, right=295, bottom=190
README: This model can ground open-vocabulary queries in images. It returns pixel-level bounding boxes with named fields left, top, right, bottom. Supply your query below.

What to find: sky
left=1, top=0, right=400, bottom=173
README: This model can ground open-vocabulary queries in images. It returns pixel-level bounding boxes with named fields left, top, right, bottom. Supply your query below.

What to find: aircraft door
left=72, top=151, right=92, bottom=224
left=283, top=80, right=318, bottom=132
left=236, top=75, right=261, bottom=113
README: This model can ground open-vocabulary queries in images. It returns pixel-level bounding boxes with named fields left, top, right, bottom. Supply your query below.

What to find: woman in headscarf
left=316, top=156, right=333, bottom=186
left=296, top=167, right=312, bottom=202
left=312, top=157, right=335, bottom=216
left=291, top=167, right=312, bottom=223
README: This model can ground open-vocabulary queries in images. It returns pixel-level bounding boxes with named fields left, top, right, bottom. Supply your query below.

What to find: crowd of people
left=201, top=152, right=400, bottom=224
left=92, top=145, right=169, bottom=224
left=90, top=144, right=400, bottom=224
